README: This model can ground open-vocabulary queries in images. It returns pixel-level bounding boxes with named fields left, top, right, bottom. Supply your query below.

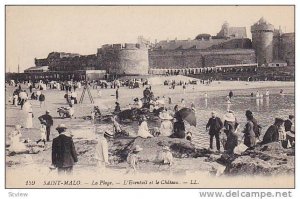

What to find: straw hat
left=46, top=110, right=50, bottom=113
left=159, top=111, right=173, bottom=120
left=133, top=145, right=143, bottom=152
left=224, top=112, right=236, bottom=122
left=56, top=124, right=67, bottom=130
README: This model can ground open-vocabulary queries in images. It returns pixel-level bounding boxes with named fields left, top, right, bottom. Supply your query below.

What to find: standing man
left=71, top=91, right=77, bottom=104
left=52, top=124, right=78, bottom=175
left=38, top=110, right=53, bottom=141
left=206, top=112, right=223, bottom=151
left=229, top=90, right=233, bottom=99
left=29, top=83, right=33, bottom=93
left=38, top=92, right=45, bottom=107
left=116, top=88, right=119, bottom=101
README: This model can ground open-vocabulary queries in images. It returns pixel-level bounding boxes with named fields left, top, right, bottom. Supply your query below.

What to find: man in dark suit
left=206, top=112, right=223, bottom=151
left=38, top=110, right=53, bottom=141
left=52, top=124, right=78, bottom=175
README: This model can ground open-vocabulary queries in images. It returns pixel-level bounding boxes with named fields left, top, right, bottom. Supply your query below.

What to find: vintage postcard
left=5, top=5, right=295, bottom=188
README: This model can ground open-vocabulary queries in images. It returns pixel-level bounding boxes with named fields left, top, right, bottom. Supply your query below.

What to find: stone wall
left=149, top=49, right=256, bottom=69
left=281, top=33, right=295, bottom=66
left=48, top=54, right=98, bottom=71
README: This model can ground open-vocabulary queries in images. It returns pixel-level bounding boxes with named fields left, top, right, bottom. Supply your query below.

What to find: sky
left=6, top=6, right=294, bottom=72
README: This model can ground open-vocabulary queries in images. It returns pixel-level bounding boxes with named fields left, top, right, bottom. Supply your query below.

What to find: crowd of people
left=6, top=79, right=295, bottom=175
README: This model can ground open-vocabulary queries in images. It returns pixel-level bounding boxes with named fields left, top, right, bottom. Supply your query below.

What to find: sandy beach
left=5, top=79, right=295, bottom=188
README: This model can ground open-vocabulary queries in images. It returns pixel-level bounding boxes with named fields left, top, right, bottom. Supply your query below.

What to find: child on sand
left=161, top=146, right=174, bottom=166
left=126, top=145, right=143, bottom=173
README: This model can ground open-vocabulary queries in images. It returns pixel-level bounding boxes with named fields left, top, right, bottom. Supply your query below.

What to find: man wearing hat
left=52, top=124, right=78, bottom=174
left=38, top=110, right=53, bottom=141
left=206, top=112, right=223, bottom=151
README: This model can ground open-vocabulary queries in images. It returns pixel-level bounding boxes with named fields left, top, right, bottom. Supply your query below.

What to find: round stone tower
left=222, top=21, right=230, bottom=38
left=251, top=17, right=274, bottom=66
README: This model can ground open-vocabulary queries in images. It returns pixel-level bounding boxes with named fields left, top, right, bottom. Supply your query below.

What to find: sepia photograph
left=5, top=5, right=295, bottom=189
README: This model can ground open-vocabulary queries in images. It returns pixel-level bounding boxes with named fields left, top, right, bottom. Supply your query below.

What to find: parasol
left=177, top=108, right=197, bottom=126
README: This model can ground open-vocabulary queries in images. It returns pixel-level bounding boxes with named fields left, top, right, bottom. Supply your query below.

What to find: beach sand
left=5, top=80, right=295, bottom=188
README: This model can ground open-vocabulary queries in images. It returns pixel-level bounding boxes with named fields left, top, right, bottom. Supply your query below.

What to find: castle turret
left=222, top=21, right=230, bottom=38
left=216, top=21, right=230, bottom=38
left=251, top=17, right=274, bottom=66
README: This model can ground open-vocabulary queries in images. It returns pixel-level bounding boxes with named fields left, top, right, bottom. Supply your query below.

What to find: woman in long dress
left=242, top=114, right=256, bottom=148
left=95, top=131, right=110, bottom=170
left=159, top=111, right=173, bottom=137
left=137, top=116, right=153, bottom=138
left=23, top=100, right=33, bottom=128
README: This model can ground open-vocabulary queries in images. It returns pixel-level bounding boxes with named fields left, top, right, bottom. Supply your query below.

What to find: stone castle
left=25, top=17, right=294, bottom=77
